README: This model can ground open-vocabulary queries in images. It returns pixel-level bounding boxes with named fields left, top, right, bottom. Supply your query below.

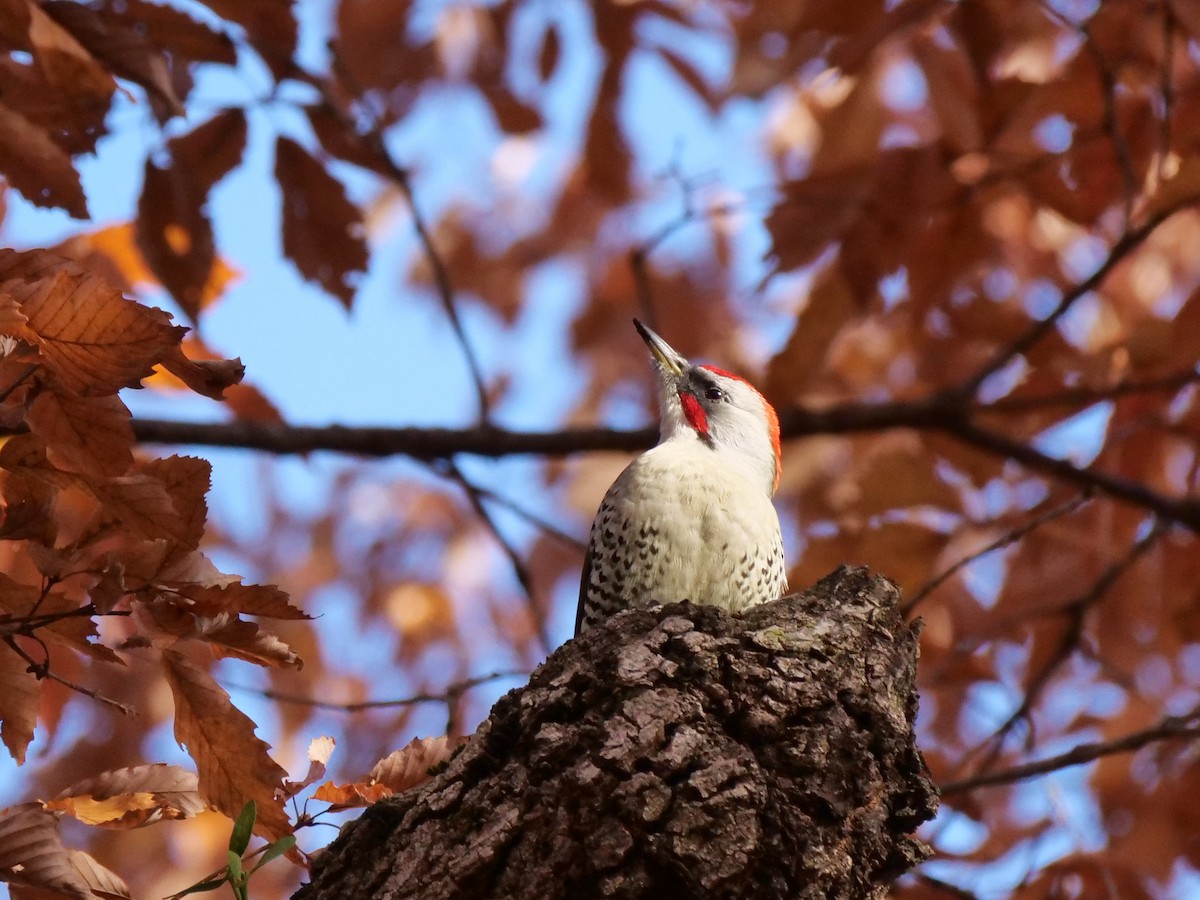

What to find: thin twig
left=1, top=633, right=133, bottom=714
left=443, top=460, right=551, bottom=653
left=227, top=670, right=524, bottom=713
left=980, top=368, right=1200, bottom=414
left=972, top=522, right=1164, bottom=765
left=945, top=418, right=1200, bottom=530
left=320, top=53, right=491, bottom=423
left=939, top=704, right=1200, bottom=796
left=960, top=205, right=1188, bottom=399
left=454, top=482, right=585, bottom=550
left=902, top=493, right=1092, bottom=615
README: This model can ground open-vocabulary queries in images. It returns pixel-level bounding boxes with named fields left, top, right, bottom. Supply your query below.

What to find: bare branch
left=130, top=397, right=1200, bottom=532
left=227, top=670, right=525, bottom=713
left=939, top=705, right=1200, bottom=796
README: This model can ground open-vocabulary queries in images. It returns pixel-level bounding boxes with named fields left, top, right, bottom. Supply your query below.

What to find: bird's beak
left=633, top=319, right=686, bottom=377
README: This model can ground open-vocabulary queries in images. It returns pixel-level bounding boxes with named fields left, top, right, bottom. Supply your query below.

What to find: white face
left=656, top=364, right=780, bottom=496
left=635, top=320, right=780, bottom=496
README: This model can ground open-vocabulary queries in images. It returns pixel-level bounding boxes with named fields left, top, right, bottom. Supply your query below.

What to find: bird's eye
left=704, top=386, right=724, bottom=402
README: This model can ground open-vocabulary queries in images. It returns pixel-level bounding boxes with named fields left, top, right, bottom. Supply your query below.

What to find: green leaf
left=251, top=834, right=297, bottom=873
left=174, top=875, right=230, bottom=896
left=226, top=849, right=244, bottom=883
left=229, top=800, right=256, bottom=855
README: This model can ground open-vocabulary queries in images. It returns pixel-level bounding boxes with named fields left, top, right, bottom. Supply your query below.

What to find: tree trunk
left=294, top=566, right=938, bottom=899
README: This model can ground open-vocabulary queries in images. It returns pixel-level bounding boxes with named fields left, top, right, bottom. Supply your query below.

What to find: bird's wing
left=574, top=542, right=592, bottom=637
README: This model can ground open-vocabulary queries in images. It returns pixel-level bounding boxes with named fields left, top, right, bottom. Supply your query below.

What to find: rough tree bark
left=294, top=566, right=938, bottom=899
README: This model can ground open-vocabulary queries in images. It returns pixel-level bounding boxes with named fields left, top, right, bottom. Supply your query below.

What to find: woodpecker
left=575, top=319, right=787, bottom=635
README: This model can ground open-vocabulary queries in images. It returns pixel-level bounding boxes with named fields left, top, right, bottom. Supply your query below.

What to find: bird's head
left=634, top=318, right=781, bottom=496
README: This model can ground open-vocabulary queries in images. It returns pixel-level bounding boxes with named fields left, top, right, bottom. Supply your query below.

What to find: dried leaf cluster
left=2, top=0, right=1200, bottom=898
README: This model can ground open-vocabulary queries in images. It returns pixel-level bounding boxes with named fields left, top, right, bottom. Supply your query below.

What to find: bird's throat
left=678, top=391, right=709, bottom=437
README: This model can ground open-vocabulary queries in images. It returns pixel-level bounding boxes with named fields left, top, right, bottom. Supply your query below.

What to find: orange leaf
left=0, top=803, right=129, bottom=899
left=0, top=249, right=184, bottom=395
left=275, top=136, right=368, bottom=309
left=161, top=649, right=293, bottom=843
left=311, top=779, right=392, bottom=809
left=46, top=764, right=206, bottom=829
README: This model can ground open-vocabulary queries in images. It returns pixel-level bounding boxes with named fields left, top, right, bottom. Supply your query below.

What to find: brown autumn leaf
left=311, top=735, right=465, bottom=810
left=196, top=0, right=296, bottom=81
left=274, top=136, right=368, bottom=309
left=25, top=391, right=134, bottom=478
left=0, top=643, right=40, bottom=764
left=135, top=455, right=210, bottom=549
left=24, top=0, right=115, bottom=98
left=333, top=0, right=440, bottom=114
left=765, top=166, right=873, bottom=273
left=94, top=0, right=236, bottom=69
left=135, top=161, right=216, bottom=325
left=0, top=803, right=129, bottom=900
left=40, top=0, right=183, bottom=116
left=161, top=649, right=293, bottom=843
left=61, top=849, right=132, bottom=899
left=45, top=764, right=206, bottom=829
left=133, top=113, right=248, bottom=321
left=0, top=101, right=88, bottom=218
left=157, top=344, right=246, bottom=400
left=303, top=104, right=396, bottom=176
left=171, top=109, right=248, bottom=196
left=0, top=249, right=184, bottom=395
left=0, top=57, right=109, bottom=155
left=198, top=615, right=301, bottom=668
left=0, top=471, right=55, bottom=544
left=912, top=28, right=982, bottom=154
left=90, top=473, right=195, bottom=547
left=369, top=735, right=466, bottom=792
left=180, top=582, right=309, bottom=620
